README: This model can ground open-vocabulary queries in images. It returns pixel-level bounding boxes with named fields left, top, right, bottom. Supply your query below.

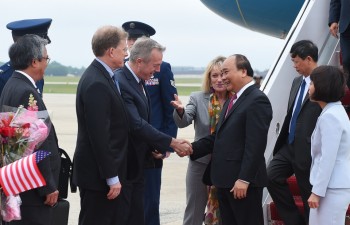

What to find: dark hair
left=9, top=34, right=48, bottom=70
left=233, top=54, right=254, bottom=77
left=290, top=40, right=318, bottom=62
left=310, top=65, right=346, bottom=102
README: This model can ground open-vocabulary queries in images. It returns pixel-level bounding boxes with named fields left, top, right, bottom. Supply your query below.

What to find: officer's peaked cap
left=6, top=18, right=52, bottom=43
left=122, top=21, right=156, bottom=39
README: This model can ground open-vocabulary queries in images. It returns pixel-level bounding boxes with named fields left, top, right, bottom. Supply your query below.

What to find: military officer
left=0, top=18, right=52, bottom=96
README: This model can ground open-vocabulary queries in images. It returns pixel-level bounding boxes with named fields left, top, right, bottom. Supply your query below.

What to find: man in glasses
left=0, top=18, right=52, bottom=96
left=0, top=34, right=60, bottom=225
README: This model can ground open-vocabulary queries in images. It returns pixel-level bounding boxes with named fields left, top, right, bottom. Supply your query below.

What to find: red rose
left=0, top=127, right=16, bottom=137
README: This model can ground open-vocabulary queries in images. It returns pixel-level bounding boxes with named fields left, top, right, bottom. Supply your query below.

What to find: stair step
left=269, top=196, right=304, bottom=221
left=268, top=175, right=350, bottom=224
left=287, top=176, right=300, bottom=196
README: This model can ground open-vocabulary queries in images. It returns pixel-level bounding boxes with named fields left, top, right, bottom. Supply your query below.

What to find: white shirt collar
left=236, top=80, right=255, bottom=99
left=95, top=58, right=114, bottom=78
left=125, top=62, right=141, bottom=83
left=15, top=70, right=37, bottom=88
left=303, top=75, right=311, bottom=86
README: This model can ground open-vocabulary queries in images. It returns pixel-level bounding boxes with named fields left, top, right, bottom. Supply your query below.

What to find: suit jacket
left=0, top=72, right=60, bottom=206
left=144, top=62, right=178, bottom=168
left=0, top=62, right=44, bottom=96
left=73, top=59, right=129, bottom=191
left=310, top=102, right=350, bottom=197
left=191, top=85, right=272, bottom=188
left=115, top=66, right=172, bottom=181
left=173, top=91, right=211, bottom=164
left=273, top=76, right=321, bottom=170
left=329, top=0, right=350, bottom=33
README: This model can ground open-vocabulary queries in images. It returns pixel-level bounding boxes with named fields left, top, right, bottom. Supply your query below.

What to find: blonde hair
left=201, top=56, right=226, bottom=93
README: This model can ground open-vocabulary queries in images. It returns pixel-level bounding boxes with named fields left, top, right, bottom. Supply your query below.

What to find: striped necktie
left=225, top=94, right=237, bottom=118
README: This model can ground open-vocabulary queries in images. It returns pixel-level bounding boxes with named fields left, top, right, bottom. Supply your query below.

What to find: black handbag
left=58, top=148, right=76, bottom=199
left=51, top=199, right=70, bottom=225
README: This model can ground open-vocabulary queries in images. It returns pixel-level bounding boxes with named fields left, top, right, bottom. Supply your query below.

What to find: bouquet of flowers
left=0, top=94, right=51, bottom=222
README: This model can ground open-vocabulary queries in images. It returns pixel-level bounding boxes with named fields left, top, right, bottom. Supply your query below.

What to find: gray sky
left=0, top=0, right=285, bottom=71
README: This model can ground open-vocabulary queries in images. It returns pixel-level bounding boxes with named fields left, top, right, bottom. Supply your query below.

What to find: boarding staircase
left=267, top=176, right=350, bottom=224
left=261, top=0, right=350, bottom=224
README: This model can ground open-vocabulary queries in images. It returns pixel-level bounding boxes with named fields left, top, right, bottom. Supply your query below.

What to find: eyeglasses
left=42, top=56, right=51, bottom=64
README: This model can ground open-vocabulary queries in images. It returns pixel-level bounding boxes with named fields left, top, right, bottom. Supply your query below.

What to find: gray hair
left=129, top=37, right=165, bottom=63
left=9, top=34, right=48, bottom=70
left=92, top=26, right=127, bottom=57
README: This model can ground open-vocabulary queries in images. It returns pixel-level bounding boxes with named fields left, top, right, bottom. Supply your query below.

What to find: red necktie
left=225, top=94, right=237, bottom=118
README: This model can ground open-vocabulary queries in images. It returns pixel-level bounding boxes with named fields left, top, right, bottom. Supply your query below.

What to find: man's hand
left=107, top=182, right=121, bottom=200
left=170, top=138, right=192, bottom=157
left=152, top=150, right=171, bottom=159
left=308, top=193, right=320, bottom=209
left=330, top=22, right=339, bottom=38
left=152, top=150, right=164, bottom=159
left=230, top=180, right=249, bottom=199
left=44, top=190, right=59, bottom=206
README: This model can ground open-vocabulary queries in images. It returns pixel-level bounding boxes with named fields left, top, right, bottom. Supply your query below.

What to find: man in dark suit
left=115, top=37, right=191, bottom=225
left=72, top=26, right=129, bottom=225
left=122, top=21, right=178, bottom=225
left=267, top=40, right=322, bottom=225
left=0, top=18, right=52, bottom=96
left=329, top=0, right=350, bottom=79
left=0, top=34, right=60, bottom=225
left=190, top=54, right=273, bottom=225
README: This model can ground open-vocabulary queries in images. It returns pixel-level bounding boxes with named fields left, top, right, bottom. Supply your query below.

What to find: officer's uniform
left=122, top=21, right=178, bottom=225
left=0, top=18, right=52, bottom=96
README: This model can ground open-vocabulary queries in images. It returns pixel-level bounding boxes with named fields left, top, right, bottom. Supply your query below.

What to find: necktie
left=225, top=94, right=237, bottom=118
left=288, top=79, right=306, bottom=144
left=112, top=75, right=121, bottom=94
left=139, top=80, right=146, bottom=96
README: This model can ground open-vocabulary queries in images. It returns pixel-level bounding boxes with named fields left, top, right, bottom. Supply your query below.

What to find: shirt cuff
left=238, top=179, right=250, bottom=184
left=106, top=176, right=119, bottom=186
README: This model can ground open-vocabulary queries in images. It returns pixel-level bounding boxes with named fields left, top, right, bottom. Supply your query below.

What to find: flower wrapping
left=0, top=94, right=51, bottom=222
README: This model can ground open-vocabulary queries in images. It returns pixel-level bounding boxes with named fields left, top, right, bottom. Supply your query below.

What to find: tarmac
left=44, top=93, right=193, bottom=225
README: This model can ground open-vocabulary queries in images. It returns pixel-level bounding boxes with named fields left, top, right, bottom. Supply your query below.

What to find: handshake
left=170, top=138, right=193, bottom=157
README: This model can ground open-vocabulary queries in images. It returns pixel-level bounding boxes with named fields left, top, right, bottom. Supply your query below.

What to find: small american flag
left=0, top=150, right=51, bottom=196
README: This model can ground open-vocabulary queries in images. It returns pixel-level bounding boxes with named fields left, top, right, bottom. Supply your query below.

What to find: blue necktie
left=112, top=75, right=121, bottom=94
left=288, top=80, right=306, bottom=144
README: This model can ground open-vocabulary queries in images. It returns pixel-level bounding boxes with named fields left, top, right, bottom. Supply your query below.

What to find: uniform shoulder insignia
left=0, top=63, right=11, bottom=74
left=170, top=80, right=176, bottom=88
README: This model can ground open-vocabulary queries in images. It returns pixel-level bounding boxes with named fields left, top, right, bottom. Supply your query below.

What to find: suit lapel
left=11, top=72, right=47, bottom=110
left=92, top=60, right=129, bottom=118
left=92, top=60, right=121, bottom=98
left=202, top=93, right=210, bottom=112
left=288, top=77, right=302, bottom=111
left=122, top=66, right=150, bottom=113
left=218, top=85, right=255, bottom=131
left=13, top=72, right=38, bottom=91
left=288, top=76, right=310, bottom=112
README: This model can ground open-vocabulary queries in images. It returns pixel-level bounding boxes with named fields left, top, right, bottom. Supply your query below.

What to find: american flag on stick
left=0, top=150, right=51, bottom=196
